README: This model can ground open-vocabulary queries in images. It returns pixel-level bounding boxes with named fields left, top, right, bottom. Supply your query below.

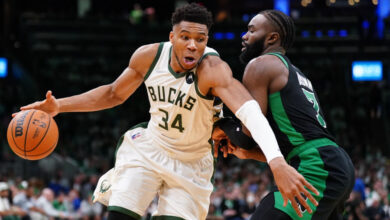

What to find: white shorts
left=105, top=125, right=214, bottom=220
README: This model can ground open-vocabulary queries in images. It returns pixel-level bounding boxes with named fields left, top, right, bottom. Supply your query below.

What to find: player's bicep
left=210, top=63, right=253, bottom=113
left=110, top=43, right=158, bottom=103
left=111, top=67, right=144, bottom=102
left=243, top=78, right=268, bottom=115
left=242, top=61, right=270, bottom=115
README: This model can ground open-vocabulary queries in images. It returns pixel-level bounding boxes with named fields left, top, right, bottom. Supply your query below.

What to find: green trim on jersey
left=129, top=121, right=149, bottom=130
left=198, top=52, right=219, bottom=63
left=168, top=46, right=189, bottom=78
left=269, top=92, right=305, bottom=146
left=287, top=138, right=337, bottom=161
left=144, top=42, right=164, bottom=81
left=151, top=215, right=185, bottom=220
left=114, top=122, right=148, bottom=164
left=274, top=147, right=328, bottom=219
left=194, top=74, right=214, bottom=100
left=209, top=138, right=217, bottom=184
left=264, top=52, right=288, bottom=68
left=108, top=206, right=141, bottom=220
left=113, top=136, right=124, bottom=165
left=193, top=52, right=219, bottom=100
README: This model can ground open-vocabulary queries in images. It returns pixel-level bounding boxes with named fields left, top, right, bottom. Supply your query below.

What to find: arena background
left=0, top=0, right=390, bottom=219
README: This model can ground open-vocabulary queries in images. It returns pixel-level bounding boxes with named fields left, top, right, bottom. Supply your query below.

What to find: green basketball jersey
left=265, top=53, right=335, bottom=158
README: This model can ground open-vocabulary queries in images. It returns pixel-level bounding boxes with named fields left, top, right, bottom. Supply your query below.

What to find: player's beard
left=239, top=36, right=266, bottom=64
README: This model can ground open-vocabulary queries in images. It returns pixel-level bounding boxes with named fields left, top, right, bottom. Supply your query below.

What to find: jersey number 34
left=158, top=108, right=185, bottom=132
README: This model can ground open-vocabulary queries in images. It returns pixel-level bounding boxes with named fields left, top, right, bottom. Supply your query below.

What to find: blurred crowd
left=207, top=151, right=390, bottom=220
left=0, top=176, right=102, bottom=220
left=1, top=150, right=390, bottom=220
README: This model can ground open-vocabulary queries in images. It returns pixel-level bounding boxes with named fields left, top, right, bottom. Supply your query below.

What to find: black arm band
left=214, top=117, right=257, bottom=150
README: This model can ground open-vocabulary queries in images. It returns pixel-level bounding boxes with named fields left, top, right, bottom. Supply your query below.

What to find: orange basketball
left=7, top=110, right=59, bottom=160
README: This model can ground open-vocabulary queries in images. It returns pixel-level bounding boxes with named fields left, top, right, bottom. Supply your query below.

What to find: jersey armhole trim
left=264, top=52, right=288, bottom=69
left=198, top=52, right=220, bottom=64
left=193, top=52, right=219, bottom=100
left=144, top=42, right=164, bottom=81
left=194, top=74, right=214, bottom=100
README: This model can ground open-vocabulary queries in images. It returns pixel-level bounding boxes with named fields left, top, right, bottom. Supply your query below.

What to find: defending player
left=213, top=10, right=355, bottom=220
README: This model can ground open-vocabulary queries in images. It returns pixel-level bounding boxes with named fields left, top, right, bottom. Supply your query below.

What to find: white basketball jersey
left=144, top=42, right=219, bottom=160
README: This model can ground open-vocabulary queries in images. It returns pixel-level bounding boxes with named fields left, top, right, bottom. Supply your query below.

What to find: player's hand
left=12, top=90, right=60, bottom=117
left=269, top=157, right=319, bottom=217
left=228, top=144, right=249, bottom=159
left=212, top=126, right=232, bottom=158
left=229, top=145, right=266, bottom=162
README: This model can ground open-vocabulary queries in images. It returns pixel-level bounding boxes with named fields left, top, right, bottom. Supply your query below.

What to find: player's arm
left=212, top=116, right=265, bottom=161
left=17, top=44, right=159, bottom=117
left=212, top=125, right=266, bottom=161
left=198, top=56, right=282, bottom=163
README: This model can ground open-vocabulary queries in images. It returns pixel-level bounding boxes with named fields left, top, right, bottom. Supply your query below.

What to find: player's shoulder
left=248, top=54, right=278, bottom=68
left=129, top=43, right=162, bottom=74
left=198, top=54, right=232, bottom=81
left=197, top=53, right=233, bottom=90
left=199, top=54, right=223, bottom=67
left=203, top=46, right=219, bottom=57
left=245, top=53, right=287, bottom=77
left=133, top=43, right=161, bottom=59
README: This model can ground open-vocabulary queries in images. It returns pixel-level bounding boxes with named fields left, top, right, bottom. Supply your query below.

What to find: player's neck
left=170, top=60, right=186, bottom=73
left=170, top=51, right=190, bottom=73
left=262, top=47, right=285, bottom=55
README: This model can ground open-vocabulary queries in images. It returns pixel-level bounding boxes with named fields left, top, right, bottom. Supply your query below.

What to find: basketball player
left=16, top=4, right=319, bottom=220
left=212, top=10, right=355, bottom=219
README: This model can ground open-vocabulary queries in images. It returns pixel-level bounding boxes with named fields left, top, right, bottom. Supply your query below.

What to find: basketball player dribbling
left=16, top=4, right=319, bottom=220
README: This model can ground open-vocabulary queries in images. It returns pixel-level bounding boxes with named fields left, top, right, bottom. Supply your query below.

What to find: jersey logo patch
left=131, top=132, right=142, bottom=140
left=99, top=179, right=111, bottom=193
left=186, top=72, right=194, bottom=84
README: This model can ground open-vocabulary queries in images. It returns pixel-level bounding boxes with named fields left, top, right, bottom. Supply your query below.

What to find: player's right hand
left=269, top=157, right=319, bottom=217
left=12, top=90, right=60, bottom=117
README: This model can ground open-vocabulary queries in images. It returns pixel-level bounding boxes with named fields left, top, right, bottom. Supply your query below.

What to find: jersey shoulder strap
left=144, top=42, right=165, bottom=81
left=264, top=52, right=289, bottom=68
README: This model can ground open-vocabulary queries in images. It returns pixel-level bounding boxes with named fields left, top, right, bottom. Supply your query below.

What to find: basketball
left=7, top=110, right=59, bottom=160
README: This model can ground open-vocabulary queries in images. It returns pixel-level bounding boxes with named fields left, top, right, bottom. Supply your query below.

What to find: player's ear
left=169, top=31, right=174, bottom=43
left=266, top=32, right=279, bottom=46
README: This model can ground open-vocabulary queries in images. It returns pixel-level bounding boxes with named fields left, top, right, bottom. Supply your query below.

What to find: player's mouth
left=241, top=42, right=247, bottom=51
left=184, top=56, right=196, bottom=66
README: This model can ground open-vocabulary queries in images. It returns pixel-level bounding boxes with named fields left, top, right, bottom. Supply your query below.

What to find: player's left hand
left=269, top=157, right=319, bottom=217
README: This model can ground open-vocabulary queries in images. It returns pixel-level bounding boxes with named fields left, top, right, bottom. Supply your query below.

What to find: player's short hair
left=171, top=3, right=213, bottom=30
left=259, top=10, right=295, bottom=50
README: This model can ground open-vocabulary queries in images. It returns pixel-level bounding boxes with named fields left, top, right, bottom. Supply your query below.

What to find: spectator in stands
left=31, top=188, right=68, bottom=220
left=0, top=182, right=24, bottom=220
left=79, top=193, right=103, bottom=220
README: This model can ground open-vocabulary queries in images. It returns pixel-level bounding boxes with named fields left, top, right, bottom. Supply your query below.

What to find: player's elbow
left=108, top=84, right=127, bottom=106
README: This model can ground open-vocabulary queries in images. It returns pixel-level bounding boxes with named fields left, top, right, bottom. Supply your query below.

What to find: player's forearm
left=58, top=84, right=124, bottom=113
left=235, top=100, right=283, bottom=163
left=248, top=147, right=267, bottom=162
